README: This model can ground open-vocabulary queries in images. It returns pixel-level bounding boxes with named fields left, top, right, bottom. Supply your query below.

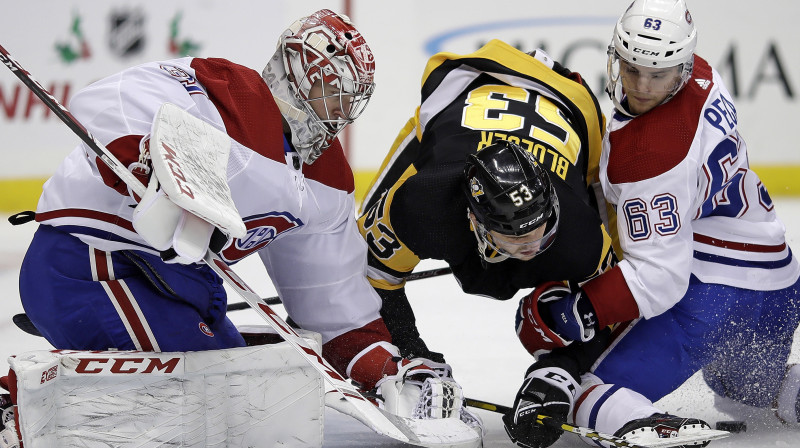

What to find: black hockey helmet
left=463, top=140, right=559, bottom=237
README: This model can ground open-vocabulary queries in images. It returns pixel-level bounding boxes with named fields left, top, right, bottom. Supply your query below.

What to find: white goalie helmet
left=263, top=9, right=375, bottom=164
left=606, top=0, right=697, bottom=115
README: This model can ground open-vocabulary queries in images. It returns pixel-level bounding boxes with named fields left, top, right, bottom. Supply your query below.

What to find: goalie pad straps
left=346, top=342, right=403, bottom=390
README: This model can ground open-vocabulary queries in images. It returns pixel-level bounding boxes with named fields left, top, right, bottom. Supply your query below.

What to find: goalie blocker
left=0, top=326, right=324, bottom=448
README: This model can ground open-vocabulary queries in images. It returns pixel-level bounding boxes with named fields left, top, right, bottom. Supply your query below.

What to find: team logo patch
left=220, top=212, right=304, bottom=262
left=159, top=64, right=206, bottom=96
left=199, top=322, right=214, bottom=337
left=469, top=177, right=484, bottom=199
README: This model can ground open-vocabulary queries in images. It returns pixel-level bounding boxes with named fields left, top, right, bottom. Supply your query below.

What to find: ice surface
left=2, top=199, right=799, bottom=447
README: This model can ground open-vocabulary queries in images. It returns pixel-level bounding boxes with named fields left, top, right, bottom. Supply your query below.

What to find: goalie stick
left=464, top=398, right=730, bottom=448
left=0, top=44, right=480, bottom=448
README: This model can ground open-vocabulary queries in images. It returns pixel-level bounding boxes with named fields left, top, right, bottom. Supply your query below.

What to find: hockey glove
left=519, top=281, right=598, bottom=346
left=502, top=367, right=580, bottom=448
left=516, top=282, right=573, bottom=357
left=540, top=286, right=598, bottom=343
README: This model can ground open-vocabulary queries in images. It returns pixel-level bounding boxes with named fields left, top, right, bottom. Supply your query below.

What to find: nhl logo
left=108, top=9, right=146, bottom=58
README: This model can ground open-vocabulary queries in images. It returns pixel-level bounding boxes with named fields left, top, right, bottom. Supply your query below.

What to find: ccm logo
left=73, top=357, right=181, bottom=374
left=161, top=142, right=195, bottom=199
left=633, top=48, right=660, bottom=56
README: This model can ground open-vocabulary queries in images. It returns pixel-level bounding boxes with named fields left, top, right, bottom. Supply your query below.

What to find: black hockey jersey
left=358, top=40, right=614, bottom=301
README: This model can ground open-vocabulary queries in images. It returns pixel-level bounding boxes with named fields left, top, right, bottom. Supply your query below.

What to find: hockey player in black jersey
left=357, top=39, right=617, bottom=447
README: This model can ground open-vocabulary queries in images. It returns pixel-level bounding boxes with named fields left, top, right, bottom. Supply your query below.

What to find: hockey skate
left=614, top=413, right=729, bottom=448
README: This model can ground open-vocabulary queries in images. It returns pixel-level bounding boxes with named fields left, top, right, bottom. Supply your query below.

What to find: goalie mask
left=606, top=0, right=697, bottom=116
left=262, top=9, right=375, bottom=164
left=463, top=141, right=560, bottom=263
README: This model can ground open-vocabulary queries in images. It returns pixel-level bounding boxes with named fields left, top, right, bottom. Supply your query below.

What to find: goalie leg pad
left=8, top=338, right=324, bottom=447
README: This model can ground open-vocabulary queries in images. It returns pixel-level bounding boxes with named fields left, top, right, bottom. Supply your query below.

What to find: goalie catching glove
left=503, top=366, right=580, bottom=448
left=131, top=103, right=248, bottom=264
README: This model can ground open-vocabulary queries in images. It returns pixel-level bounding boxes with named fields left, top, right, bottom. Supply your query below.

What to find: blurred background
left=1, top=0, right=797, bottom=211
left=1, top=3, right=798, bottom=444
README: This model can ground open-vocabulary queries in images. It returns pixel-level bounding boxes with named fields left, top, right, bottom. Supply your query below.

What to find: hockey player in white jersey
left=507, top=1, right=800, bottom=447
left=3, top=9, right=475, bottom=446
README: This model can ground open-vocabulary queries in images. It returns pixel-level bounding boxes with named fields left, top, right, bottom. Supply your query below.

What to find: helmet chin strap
left=262, top=48, right=327, bottom=164
left=467, top=211, right=509, bottom=264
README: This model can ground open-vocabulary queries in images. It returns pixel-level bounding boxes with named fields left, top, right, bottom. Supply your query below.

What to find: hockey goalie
left=0, top=8, right=481, bottom=448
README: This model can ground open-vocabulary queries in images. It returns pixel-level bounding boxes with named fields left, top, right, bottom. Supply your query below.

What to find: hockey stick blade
left=326, top=390, right=481, bottom=448
left=465, top=398, right=646, bottom=448
left=226, top=266, right=454, bottom=312
left=13, top=313, right=41, bottom=337
left=0, top=43, right=456, bottom=446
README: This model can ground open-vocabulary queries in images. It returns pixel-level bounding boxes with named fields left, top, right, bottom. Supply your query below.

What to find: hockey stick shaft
left=0, top=44, right=412, bottom=443
left=464, top=398, right=647, bottom=448
left=226, top=266, right=453, bottom=311
left=0, top=45, right=146, bottom=198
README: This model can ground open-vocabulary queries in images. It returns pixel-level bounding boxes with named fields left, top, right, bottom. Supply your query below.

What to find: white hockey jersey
left=34, top=57, right=382, bottom=343
left=593, top=55, right=799, bottom=320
